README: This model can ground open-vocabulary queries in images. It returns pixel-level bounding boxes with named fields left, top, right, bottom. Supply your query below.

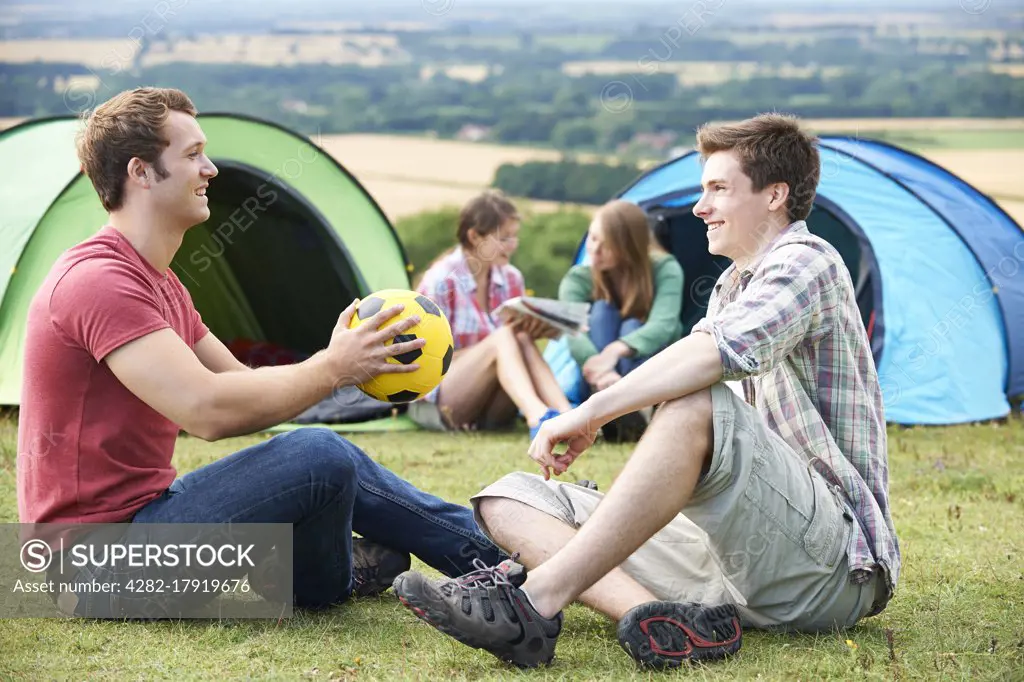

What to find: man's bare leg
left=478, top=496, right=658, bottom=621
left=520, top=388, right=714, bottom=619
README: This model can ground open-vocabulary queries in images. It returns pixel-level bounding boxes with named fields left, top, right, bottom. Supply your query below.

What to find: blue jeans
left=589, top=300, right=645, bottom=376
left=569, top=300, right=648, bottom=403
left=67, top=428, right=502, bottom=614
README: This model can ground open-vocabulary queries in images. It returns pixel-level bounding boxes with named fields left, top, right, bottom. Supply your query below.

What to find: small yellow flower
left=845, top=639, right=859, bottom=650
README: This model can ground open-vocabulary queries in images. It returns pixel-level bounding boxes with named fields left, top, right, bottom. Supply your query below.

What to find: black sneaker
left=352, top=537, right=411, bottom=598
left=392, top=557, right=563, bottom=668
left=617, top=601, right=742, bottom=668
left=247, top=549, right=289, bottom=603
left=248, top=538, right=410, bottom=602
left=602, top=409, right=650, bottom=443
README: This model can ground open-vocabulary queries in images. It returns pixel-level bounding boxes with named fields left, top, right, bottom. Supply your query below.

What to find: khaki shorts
left=470, top=382, right=885, bottom=633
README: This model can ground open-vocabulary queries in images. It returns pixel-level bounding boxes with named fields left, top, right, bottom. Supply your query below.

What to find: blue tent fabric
left=544, top=136, right=1024, bottom=425
left=823, top=139, right=1024, bottom=400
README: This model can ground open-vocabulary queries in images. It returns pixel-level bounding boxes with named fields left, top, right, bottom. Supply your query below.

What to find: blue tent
left=545, top=137, right=1024, bottom=425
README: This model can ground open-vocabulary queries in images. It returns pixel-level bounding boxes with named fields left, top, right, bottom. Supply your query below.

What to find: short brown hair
left=76, top=87, right=198, bottom=211
left=695, top=113, right=820, bottom=223
left=457, top=189, right=519, bottom=247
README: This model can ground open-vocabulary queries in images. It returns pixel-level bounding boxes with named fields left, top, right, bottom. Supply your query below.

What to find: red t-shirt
left=17, top=226, right=209, bottom=524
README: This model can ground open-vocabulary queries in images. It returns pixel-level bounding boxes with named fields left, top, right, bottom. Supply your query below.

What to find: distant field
left=353, top=176, right=594, bottom=220
left=534, top=33, right=616, bottom=52
left=314, top=133, right=1023, bottom=224
left=990, top=63, right=1024, bottom=77
left=920, top=150, right=1024, bottom=202
left=427, top=35, right=521, bottom=51
left=997, top=200, right=1024, bottom=225
left=419, top=64, right=491, bottom=83
left=766, top=12, right=942, bottom=28
left=0, top=38, right=141, bottom=69
left=797, top=118, right=1024, bottom=131
left=561, top=60, right=844, bottom=86
left=0, top=34, right=410, bottom=68
left=319, top=134, right=566, bottom=188
left=318, top=134, right=606, bottom=219
left=143, top=34, right=407, bottom=67
left=0, top=116, right=1019, bottom=224
left=816, top=129, right=1024, bottom=151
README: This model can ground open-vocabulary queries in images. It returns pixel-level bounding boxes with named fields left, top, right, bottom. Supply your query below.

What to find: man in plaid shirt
left=392, top=114, right=900, bottom=670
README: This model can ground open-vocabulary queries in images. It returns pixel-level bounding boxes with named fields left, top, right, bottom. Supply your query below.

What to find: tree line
left=2, top=54, right=1021, bottom=154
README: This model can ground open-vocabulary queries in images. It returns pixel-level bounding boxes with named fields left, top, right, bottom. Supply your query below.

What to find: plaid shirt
left=416, top=246, right=526, bottom=402
left=692, top=221, right=900, bottom=614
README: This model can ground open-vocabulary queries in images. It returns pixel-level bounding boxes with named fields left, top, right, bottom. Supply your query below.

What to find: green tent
left=0, top=113, right=416, bottom=430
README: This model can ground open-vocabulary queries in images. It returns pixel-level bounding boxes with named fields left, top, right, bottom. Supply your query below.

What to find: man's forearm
left=198, top=352, right=343, bottom=439
left=581, top=332, right=724, bottom=426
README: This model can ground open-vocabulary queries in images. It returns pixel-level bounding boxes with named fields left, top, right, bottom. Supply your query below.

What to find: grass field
left=1, top=412, right=1022, bottom=680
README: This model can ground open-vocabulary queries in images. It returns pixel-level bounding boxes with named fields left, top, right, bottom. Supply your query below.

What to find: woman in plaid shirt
left=409, top=190, right=571, bottom=437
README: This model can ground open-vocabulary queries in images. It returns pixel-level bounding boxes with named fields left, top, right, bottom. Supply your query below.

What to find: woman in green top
left=558, top=200, right=685, bottom=438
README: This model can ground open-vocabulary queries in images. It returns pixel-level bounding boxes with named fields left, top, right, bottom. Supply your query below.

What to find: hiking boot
left=392, top=557, right=563, bottom=668
left=248, top=538, right=410, bottom=602
left=617, top=601, right=742, bottom=668
left=247, top=549, right=290, bottom=603
left=352, top=537, right=411, bottom=598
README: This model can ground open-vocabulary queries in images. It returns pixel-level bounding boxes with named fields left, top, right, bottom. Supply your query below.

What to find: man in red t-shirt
left=16, top=87, right=503, bottom=616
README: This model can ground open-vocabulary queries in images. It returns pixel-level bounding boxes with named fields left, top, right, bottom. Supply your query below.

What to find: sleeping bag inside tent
left=544, top=136, right=1024, bottom=425
left=0, top=114, right=416, bottom=428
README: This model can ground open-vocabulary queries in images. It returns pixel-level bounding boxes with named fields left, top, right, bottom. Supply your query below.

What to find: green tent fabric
left=263, top=413, right=421, bottom=435
left=0, top=113, right=415, bottom=432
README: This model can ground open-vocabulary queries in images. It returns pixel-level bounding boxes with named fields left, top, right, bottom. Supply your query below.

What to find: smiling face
left=692, top=149, right=783, bottom=267
left=142, top=110, right=218, bottom=229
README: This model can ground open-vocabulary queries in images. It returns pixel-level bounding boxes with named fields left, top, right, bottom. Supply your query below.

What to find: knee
left=490, top=324, right=523, bottom=354
left=591, top=299, right=616, bottom=316
left=653, top=387, right=714, bottom=438
left=494, top=324, right=516, bottom=343
left=288, top=427, right=362, bottom=487
left=477, top=496, right=524, bottom=528
left=620, top=317, right=643, bottom=335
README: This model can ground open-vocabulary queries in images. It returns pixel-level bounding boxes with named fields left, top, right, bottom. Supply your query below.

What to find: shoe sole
left=392, top=574, right=554, bottom=669
left=618, top=601, right=742, bottom=669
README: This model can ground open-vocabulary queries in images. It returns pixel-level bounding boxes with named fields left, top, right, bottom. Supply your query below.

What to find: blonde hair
left=76, top=87, right=198, bottom=211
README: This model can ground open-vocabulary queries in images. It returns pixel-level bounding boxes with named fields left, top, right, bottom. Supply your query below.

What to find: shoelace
left=440, top=553, right=520, bottom=596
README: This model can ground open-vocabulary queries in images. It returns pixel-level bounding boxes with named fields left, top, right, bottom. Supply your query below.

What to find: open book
left=494, top=296, right=591, bottom=336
